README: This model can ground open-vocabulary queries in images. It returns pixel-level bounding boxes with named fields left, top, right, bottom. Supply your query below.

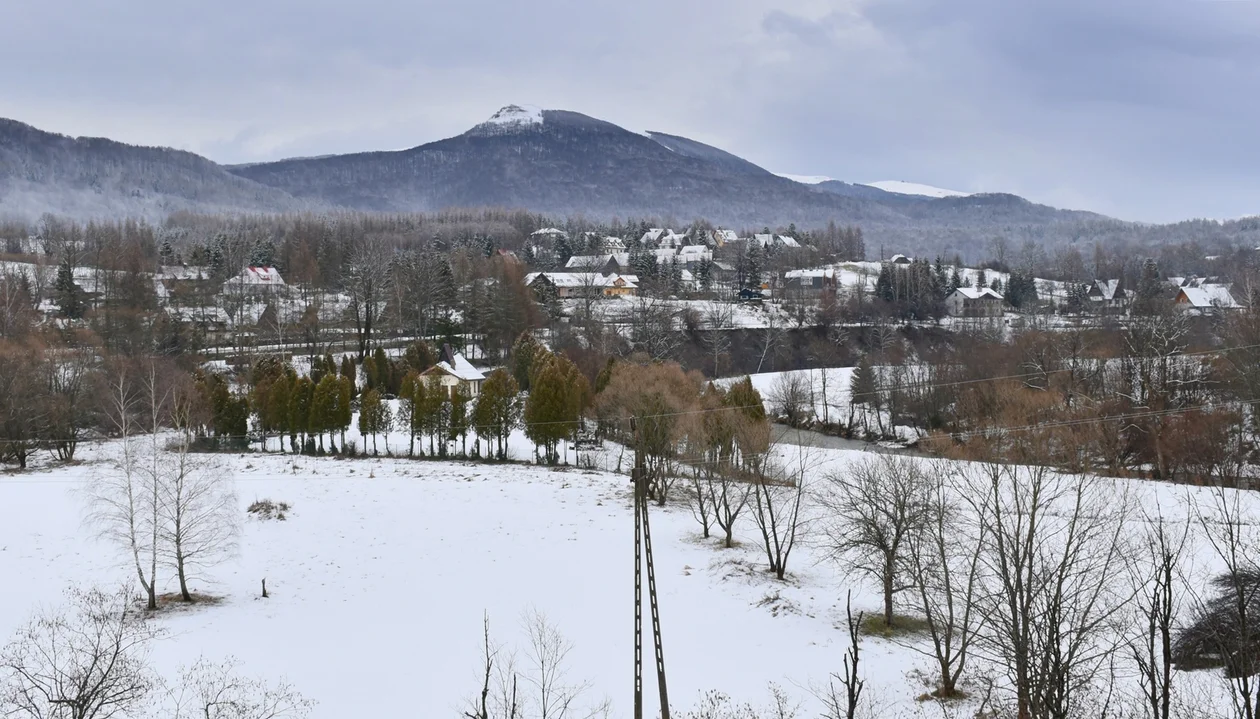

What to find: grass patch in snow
left=247, top=499, right=291, bottom=521
left=860, top=612, right=931, bottom=639
left=153, top=592, right=225, bottom=612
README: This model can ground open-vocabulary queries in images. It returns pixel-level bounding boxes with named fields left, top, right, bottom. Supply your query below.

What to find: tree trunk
left=883, top=570, right=895, bottom=627
left=177, top=556, right=191, bottom=602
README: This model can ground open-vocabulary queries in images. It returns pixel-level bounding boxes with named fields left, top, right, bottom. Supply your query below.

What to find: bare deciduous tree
left=905, top=461, right=984, bottom=697
left=1129, top=506, right=1190, bottom=719
left=749, top=440, right=812, bottom=580
left=678, top=684, right=798, bottom=719
left=464, top=612, right=609, bottom=719
left=346, top=237, right=393, bottom=360
left=702, top=303, right=734, bottom=378
left=89, top=364, right=165, bottom=610
left=0, top=586, right=159, bottom=719
left=816, top=592, right=865, bottom=719
left=166, top=656, right=314, bottom=719
left=816, top=454, right=933, bottom=628
left=160, top=441, right=240, bottom=602
left=964, top=462, right=1135, bottom=719
left=1180, top=487, right=1260, bottom=719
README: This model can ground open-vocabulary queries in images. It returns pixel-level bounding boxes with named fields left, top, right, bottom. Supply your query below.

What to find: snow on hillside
left=774, top=173, right=835, bottom=185
left=866, top=180, right=969, bottom=198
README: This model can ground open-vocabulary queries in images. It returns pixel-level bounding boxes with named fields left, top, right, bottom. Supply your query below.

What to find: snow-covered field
left=1, top=430, right=1253, bottom=717
left=1, top=441, right=902, bottom=717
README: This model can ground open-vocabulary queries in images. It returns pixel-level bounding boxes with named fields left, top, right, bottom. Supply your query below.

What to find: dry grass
left=247, top=499, right=291, bottom=521
left=151, top=592, right=225, bottom=613
left=859, top=612, right=931, bottom=639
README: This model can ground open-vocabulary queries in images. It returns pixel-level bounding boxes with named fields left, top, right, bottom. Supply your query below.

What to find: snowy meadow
left=3, top=426, right=1258, bottom=718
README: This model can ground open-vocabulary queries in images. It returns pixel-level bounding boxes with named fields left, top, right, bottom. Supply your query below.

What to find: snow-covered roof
left=640, top=228, right=666, bottom=244
left=565, top=253, right=630, bottom=269
left=231, top=266, right=285, bottom=285
left=713, top=229, right=739, bottom=244
left=440, top=354, right=486, bottom=382
left=952, top=287, right=1003, bottom=300
left=425, top=346, right=486, bottom=383
left=157, top=265, right=211, bottom=281
left=531, top=227, right=568, bottom=237
left=752, top=234, right=800, bottom=249
left=1090, top=279, right=1124, bottom=301
left=889, top=254, right=912, bottom=264
left=679, top=245, right=711, bottom=256
left=784, top=268, right=836, bottom=280
left=526, top=272, right=639, bottom=289
left=1178, top=284, right=1239, bottom=308
left=602, top=237, right=626, bottom=250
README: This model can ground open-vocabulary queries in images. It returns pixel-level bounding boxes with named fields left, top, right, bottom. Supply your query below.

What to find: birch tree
left=159, top=442, right=239, bottom=603
left=90, top=364, right=164, bottom=611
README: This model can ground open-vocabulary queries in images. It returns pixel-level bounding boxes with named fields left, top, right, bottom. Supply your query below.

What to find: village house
left=1085, top=279, right=1129, bottom=312
left=525, top=272, right=639, bottom=298
left=1175, top=283, right=1241, bottom=312
left=677, top=245, right=713, bottom=265
left=711, top=229, right=739, bottom=247
left=752, top=234, right=801, bottom=250
left=222, top=266, right=285, bottom=296
left=421, top=345, right=486, bottom=398
left=945, top=287, right=1005, bottom=318
left=889, top=254, right=913, bottom=265
left=780, top=268, right=837, bottom=300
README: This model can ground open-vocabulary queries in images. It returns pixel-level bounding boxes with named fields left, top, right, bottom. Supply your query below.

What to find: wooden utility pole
left=632, top=418, right=670, bottom=719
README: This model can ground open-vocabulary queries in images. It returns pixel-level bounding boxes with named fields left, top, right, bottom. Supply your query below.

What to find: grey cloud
left=2, top=0, right=1259, bottom=221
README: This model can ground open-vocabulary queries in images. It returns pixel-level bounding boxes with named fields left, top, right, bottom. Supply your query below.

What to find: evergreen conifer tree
left=524, top=354, right=570, bottom=464
left=359, top=388, right=383, bottom=455
left=311, top=374, right=339, bottom=453
left=450, top=385, right=470, bottom=457
left=337, top=375, right=353, bottom=450
left=289, top=376, right=314, bottom=452
left=53, top=259, right=86, bottom=319
left=474, top=368, right=521, bottom=460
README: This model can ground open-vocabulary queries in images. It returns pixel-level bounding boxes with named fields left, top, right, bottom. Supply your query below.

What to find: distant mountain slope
left=227, top=108, right=909, bottom=227
left=229, top=107, right=1101, bottom=236
left=0, top=118, right=316, bottom=220
left=0, top=108, right=1118, bottom=258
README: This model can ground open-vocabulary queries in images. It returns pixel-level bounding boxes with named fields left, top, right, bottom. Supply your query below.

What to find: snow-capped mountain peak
left=468, top=104, right=547, bottom=136
left=485, top=104, right=544, bottom=126
left=866, top=180, right=970, bottom=198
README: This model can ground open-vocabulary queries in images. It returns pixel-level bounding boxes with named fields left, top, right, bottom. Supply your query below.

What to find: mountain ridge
left=0, top=106, right=1134, bottom=259
left=0, top=117, right=317, bottom=220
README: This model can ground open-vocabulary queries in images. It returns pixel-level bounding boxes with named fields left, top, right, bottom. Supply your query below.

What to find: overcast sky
left=4, top=0, right=1259, bottom=223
